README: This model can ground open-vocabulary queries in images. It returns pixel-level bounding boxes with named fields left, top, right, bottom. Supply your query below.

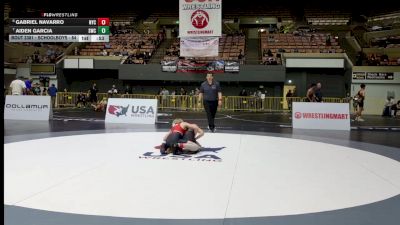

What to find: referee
left=198, top=73, right=222, bottom=133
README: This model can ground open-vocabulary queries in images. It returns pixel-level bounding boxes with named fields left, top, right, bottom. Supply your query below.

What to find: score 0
left=97, top=18, right=110, bottom=26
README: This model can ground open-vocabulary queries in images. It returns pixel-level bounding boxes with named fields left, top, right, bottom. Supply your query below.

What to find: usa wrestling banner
left=180, top=37, right=219, bottom=57
left=176, top=59, right=224, bottom=73
left=179, top=0, right=222, bottom=37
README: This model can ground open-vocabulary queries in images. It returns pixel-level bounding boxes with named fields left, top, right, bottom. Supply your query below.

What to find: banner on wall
left=366, top=72, right=394, bottom=80
left=292, top=102, right=350, bottom=131
left=105, top=98, right=158, bottom=124
left=180, top=37, right=219, bottom=57
left=4, top=95, right=52, bottom=120
left=352, top=72, right=394, bottom=81
left=224, top=61, right=240, bottom=73
left=177, top=59, right=224, bottom=73
left=352, top=72, right=366, bottom=80
left=161, top=60, right=240, bottom=73
left=179, top=0, right=222, bottom=37
left=161, top=60, right=178, bottom=72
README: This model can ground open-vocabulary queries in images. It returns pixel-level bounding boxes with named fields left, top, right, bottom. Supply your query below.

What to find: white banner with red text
left=4, top=95, right=52, bottom=120
left=180, top=37, right=219, bottom=57
left=105, top=98, right=158, bottom=124
left=292, top=102, right=350, bottom=131
left=179, top=0, right=222, bottom=37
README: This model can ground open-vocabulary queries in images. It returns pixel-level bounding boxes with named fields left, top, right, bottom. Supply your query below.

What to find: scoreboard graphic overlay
left=9, top=15, right=110, bottom=43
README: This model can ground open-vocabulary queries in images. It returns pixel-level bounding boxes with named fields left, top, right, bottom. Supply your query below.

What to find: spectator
left=89, top=83, right=99, bottom=103
left=160, top=87, right=169, bottom=106
left=382, top=97, right=395, bottom=117
left=239, top=53, right=244, bottom=65
left=24, top=78, right=33, bottom=95
left=124, top=84, right=132, bottom=94
left=194, top=87, right=200, bottom=96
left=76, top=91, right=87, bottom=108
left=315, top=82, right=323, bottom=102
left=239, top=88, right=248, bottom=96
left=267, top=49, right=273, bottom=57
left=26, top=56, right=33, bottom=64
left=47, top=84, right=58, bottom=108
left=286, top=89, right=293, bottom=111
left=32, top=83, right=41, bottom=95
left=306, top=83, right=317, bottom=102
left=9, top=77, right=26, bottom=95
left=391, top=100, right=400, bottom=117
left=42, top=88, right=47, bottom=96
left=326, top=35, right=331, bottom=46
left=108, top=85, right=118, bottom=96
left=180, top=87, right=187, bottom=95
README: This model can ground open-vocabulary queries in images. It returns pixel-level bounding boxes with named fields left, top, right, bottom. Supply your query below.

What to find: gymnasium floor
left=4, top=109, right=400, bottom=225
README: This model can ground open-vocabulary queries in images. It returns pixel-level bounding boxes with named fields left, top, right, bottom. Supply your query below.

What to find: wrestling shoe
left=171, top=143, right=183, bottom=155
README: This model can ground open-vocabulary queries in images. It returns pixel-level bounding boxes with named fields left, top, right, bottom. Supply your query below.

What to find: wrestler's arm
left=163, top=130, right=172, bottom=141
left=185, top=123, right=204, bottom=140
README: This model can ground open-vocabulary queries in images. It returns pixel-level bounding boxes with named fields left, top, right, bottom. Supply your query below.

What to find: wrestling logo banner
left=179, top=0, right=222, bottom=37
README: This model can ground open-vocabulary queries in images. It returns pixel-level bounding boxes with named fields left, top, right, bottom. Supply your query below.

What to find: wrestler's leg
left=177, top=141, right=202, bottom=152
left=180, top=129, right=201, bottom=146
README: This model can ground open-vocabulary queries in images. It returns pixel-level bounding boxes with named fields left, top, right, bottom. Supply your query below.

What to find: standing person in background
left=9, top=76, right=26, bottom=95
left=305, top=83, right=317, bottom=102
left=89, top=83, right=98, bottom=104
left=42, top=87, right=47, bottom=96
left=354, top=84, right=366, bottom=122
left=392, top=100, right=400, bottom=117
left=32, top=83, right=41, bottom=95
left=239, top=88, right=248, bottom=96
left=24, top=78, right=33, bottom=95
left=47, top=84, right=58, bottom=108
left=315, top=82, right=323, bottom=102
left=124, top=84, right=132, bottom=95
left=198, top=73, right=222, bottom=133
left=286, top=89, right=293, bottom=112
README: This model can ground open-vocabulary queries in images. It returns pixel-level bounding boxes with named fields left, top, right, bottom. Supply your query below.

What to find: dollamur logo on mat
left=108, top=105, right=129, bottom=117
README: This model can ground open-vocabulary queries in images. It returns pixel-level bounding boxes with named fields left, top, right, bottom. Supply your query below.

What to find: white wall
left=351, top=71, right=400, bottom=115
left=351, top=83, right=400, bottom=115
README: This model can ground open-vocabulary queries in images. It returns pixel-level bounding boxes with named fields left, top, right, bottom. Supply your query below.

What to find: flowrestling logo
left=108, top=105, right=129, bottom=117
left=294, top=112, right=349, bottom=120
left=139, top=147, right=226, bottom=163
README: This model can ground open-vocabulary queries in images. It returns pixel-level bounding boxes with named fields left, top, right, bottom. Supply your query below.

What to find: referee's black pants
left=203, top=100, right=218, bottom=130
